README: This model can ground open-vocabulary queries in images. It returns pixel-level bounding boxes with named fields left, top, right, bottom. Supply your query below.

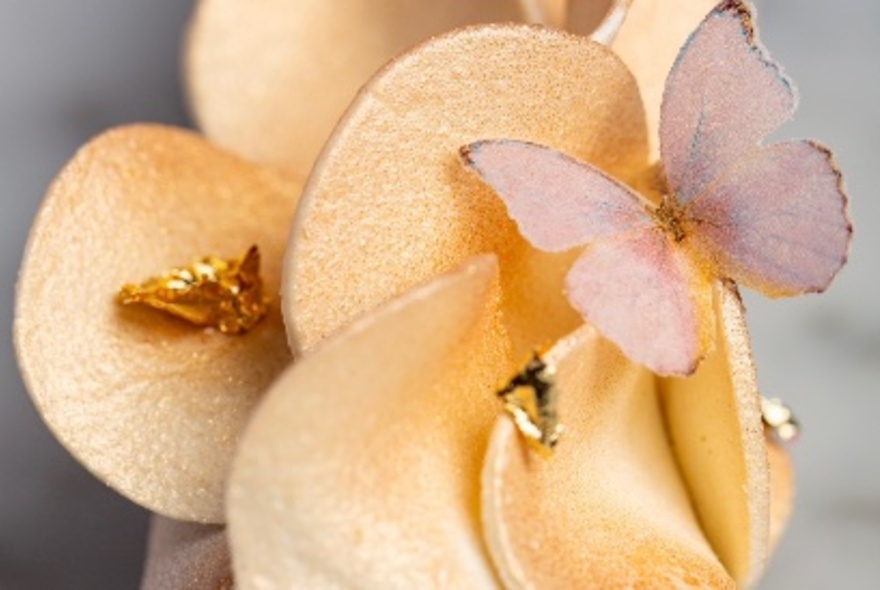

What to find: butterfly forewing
left=660, top=1, right=797, bottom=205
left=461, top=140, right=653, bottom=252
left=687, top=140, right=850, bottom=296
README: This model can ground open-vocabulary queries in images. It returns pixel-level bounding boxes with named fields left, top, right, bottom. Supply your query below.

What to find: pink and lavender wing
left=660, top=1, right=797, bottom=204
left=566, top=228, right=714, bottom=376
left=688, top=140, right=851, bottom=296
left=461, top=140, right=653, bottom=251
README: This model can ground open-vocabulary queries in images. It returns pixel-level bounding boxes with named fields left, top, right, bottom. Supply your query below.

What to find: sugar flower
left=13, top=1, right=804, bottom=588
left=236, top=13, right=800, bottom=587
left=229, top=256, right=793, bottom=587
left=13, top=0, right=707, bottom=525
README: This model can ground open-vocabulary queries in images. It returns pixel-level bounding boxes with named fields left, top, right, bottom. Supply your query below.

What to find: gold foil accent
left=118, top=245, right=268, bottom=334
left=760, top=397, right=799, bottom=443
left=497, top=353, right=563, bottom=457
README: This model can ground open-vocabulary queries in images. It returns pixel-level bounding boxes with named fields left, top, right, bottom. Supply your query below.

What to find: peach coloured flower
left=228, top=257, right=793, bottom=588
left=15, top=2, right=792, bottom=587
left=221, top=20, right=795, bottom=588
left=12, top=1, right=619, bottom=527
left=13, top=0, right=714, bottom=526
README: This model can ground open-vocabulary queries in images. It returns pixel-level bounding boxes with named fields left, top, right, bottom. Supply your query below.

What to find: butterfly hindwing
left=660, top=1, right=797, bottom=205
left=566, top=228, right=714, bottom=376
left=687, top=140, right=851, bottom=296
left=461, top=140, right=653, bottom=251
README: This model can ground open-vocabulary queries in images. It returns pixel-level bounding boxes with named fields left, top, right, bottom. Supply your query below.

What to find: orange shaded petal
left=482, top=326, right=734, bottom=588
left=660, top=283, right=770, bottom=586
left=228, top=257, right=513, bottom=588
left=14, top=125, right=301, bottom=522
left=185, top=0, right=535, bottom=177
left=285, top=24, right=648, bottom=359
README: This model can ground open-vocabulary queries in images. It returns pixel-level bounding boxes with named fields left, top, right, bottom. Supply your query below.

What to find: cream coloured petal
left=228, top=256, right=513, bottom=589
left=14, top=125, right=301, bottom=522
left=285, top=25, right=648, bottom=358
left=766, top=438, right=795, bottom=553
left=185, top=0, right=536, bottom=178
left=660, top=283, right=769, bottom=586
left=140, top=516, right=232, bottom=590
left=482, top=326, right=734, bottom=588
left=611, top=0, right=717, bottom=158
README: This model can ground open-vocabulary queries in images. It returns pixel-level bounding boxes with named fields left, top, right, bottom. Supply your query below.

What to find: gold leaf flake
left=118, top=245, right=268, bottom=334
left=497, top=353, right=563, bottom=457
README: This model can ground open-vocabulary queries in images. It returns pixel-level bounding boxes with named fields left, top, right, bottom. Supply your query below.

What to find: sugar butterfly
left=461, top=0, right=851, bottom=376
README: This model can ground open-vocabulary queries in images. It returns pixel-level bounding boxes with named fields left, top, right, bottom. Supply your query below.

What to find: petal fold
left=482, top=326, right=734, bottom=588
left=228, top=256, right=512, bottom=589
left=660, top=283, right=770, bottom=586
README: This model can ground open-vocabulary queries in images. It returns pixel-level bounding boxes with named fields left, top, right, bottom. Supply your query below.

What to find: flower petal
left=14, top=125, right=301, bottom=522
left=140, top=516, right=232, bottom=590
left=185, top=0, right=536, bottom=177
left=660, top=283, right=770, bottom=586
left=285, top=24, right=648, bottom=358
left=482, top=326, right=734, bottom=588
left=228, top=256, right=512, bottom=588
left=611, top=0, right=718, bottom=158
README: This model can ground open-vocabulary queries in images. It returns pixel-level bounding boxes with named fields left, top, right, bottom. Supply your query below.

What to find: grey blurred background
left=0, top=1, right=876, bottom=588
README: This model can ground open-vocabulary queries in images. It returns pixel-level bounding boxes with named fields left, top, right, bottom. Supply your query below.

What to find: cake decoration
left=462, top=0, right=851, bottom=377
left=497, top=353, right=563, bottom=456
left=12, top=0, right=834, bottom=586
left=118, top=245, right=268, bottom=335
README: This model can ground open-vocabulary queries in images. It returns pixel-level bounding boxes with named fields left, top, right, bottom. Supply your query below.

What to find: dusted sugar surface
left=186, top=0, right=535, bottom=177
left=286, top=24, right=648, bottom=359
left=14, top=125, right=300, bottom=523
left=229, top=257, right=513, bottom=589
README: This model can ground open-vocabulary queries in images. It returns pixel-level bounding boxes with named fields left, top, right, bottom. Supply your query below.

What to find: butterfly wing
left=566, top=229, right=714, bottom=376
left=662, top=1, right=851, bottom=295
left=687, top=140, right=851, bottom=296
left=462, top=139, right=710, bottom=375
left=660, top=1, right=797, bottom=204
left=461, top=140, right=654, bottom=251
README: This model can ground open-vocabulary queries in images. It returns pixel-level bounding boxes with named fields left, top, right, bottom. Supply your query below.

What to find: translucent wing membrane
left=660, top=1, right=797, bottom=204
left=687, top=140, right=851, bottom=296
left=566, top=229, right=714, bottom=376
left=462, top=140, right=653, bottom=252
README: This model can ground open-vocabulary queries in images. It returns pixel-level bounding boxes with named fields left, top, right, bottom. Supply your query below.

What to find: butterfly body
left=462, top=0, right=851, bottom=376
